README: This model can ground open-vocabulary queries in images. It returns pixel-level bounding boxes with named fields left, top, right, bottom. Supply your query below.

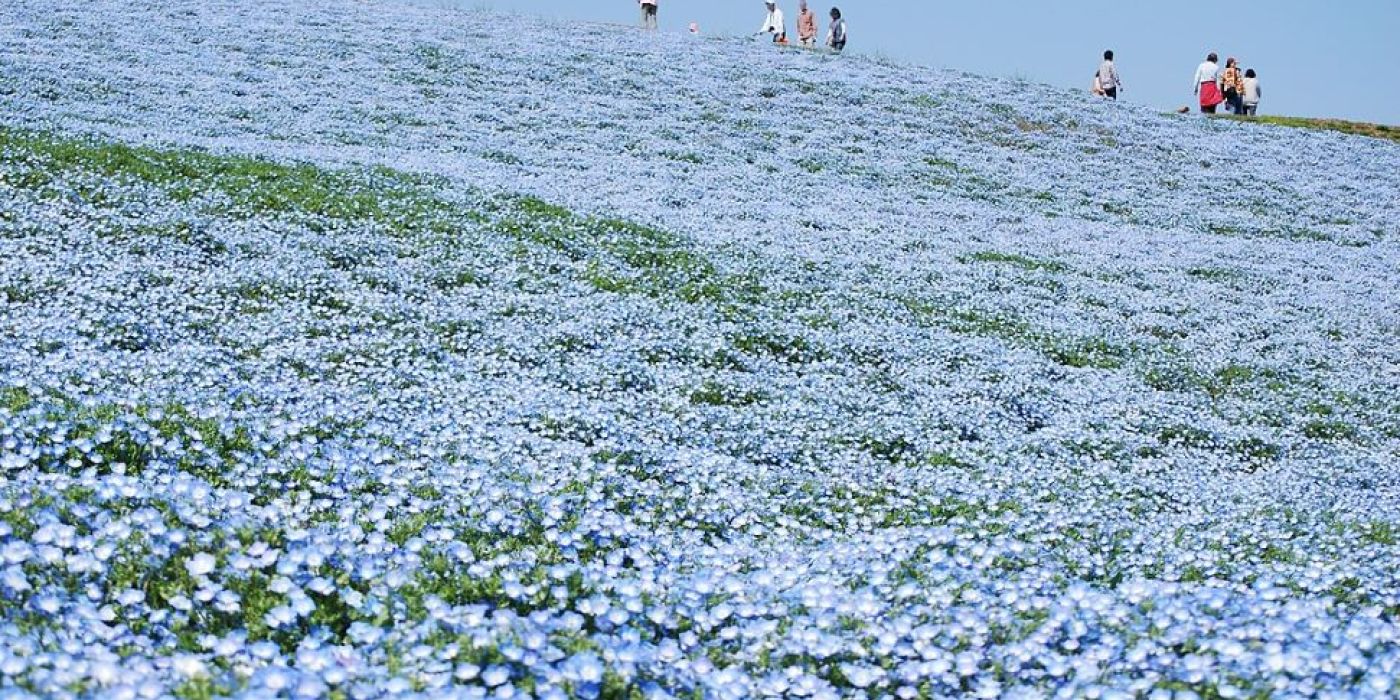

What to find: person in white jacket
left=1096, top=50, right=1122, bottom=100
left=1242, top=69, right=1262, bottom=116
left=759, top=1, right=786, bottom=43
left=1193, top=53, right=1223, bottom=113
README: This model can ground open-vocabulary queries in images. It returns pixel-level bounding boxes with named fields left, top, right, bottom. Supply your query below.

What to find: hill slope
left=1220, top=114, right=1400, bottom=144
left=1, top=1, right=1399, bottom=697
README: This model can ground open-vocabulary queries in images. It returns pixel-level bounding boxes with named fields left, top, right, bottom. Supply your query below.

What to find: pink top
left=798, top=10, right=817, bottom=41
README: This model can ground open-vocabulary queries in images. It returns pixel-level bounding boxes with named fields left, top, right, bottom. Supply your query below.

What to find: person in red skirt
left=1194, top=53, right=1224, bottom=114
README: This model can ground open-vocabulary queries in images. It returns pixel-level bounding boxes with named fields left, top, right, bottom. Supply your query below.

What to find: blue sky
left=419, top=0, right=1400, bottom=124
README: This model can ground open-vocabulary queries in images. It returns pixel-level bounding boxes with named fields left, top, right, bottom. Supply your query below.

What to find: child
left=1242, top=69, right=1262, bottom=116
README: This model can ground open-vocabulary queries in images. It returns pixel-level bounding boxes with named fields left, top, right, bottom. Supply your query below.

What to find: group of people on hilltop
left=760, top=1, right=847, bottom=52
left=641, top=3, right=1272, bottom=115
left=637, top=1, right=847, bottom=53
left=1091, top=49, right=1263, bottom=116
left=1195, top=53, right=1262, bottom=115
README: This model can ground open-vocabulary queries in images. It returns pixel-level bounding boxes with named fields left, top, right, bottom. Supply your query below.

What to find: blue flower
left=0, top=0, right=1396, bottom=696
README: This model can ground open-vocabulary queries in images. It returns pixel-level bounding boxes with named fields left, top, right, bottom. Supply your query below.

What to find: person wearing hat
left=758, top=1, right=786, bottom=43
left=638, top=0, right=658, bottom=31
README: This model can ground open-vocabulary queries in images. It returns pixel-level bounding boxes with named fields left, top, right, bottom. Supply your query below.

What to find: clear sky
left=410, top=0, right=1400, bottom=125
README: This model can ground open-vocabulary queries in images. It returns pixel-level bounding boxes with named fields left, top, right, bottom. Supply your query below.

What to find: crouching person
left=759, top=1, right=786, bottom=42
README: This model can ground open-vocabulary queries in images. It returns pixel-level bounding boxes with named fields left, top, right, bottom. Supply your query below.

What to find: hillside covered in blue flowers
left=1, top=1, right=1398, bottom=697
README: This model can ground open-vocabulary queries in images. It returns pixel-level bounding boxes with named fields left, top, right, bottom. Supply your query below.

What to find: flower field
left=1, top=1, right=1398, bottom=697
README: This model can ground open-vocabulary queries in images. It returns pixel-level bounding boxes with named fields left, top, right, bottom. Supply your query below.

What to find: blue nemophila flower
left=1, top=568, right=29, bottom=593
left=0, top=0, right=1397, bottom=696
left=185, top=552, right=217, bottom=578
left=348, top=622, right=384, bottom=646
left=481, top=665, right=511, bottom=687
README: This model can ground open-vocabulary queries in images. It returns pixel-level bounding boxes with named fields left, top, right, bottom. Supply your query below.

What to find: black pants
left=1103, top=87, right=1117, bottom=100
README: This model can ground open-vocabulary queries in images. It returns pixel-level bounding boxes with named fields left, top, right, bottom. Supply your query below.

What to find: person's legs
left=1104, top=87, right=1117, bottom=100
left=1202, top=104, right=1216, bottom=114
left=1244, top=104, right=1257, bottom=117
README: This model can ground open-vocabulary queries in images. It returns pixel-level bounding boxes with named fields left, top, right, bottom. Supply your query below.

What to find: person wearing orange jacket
left=1220, top=57, right=1246, bottom=114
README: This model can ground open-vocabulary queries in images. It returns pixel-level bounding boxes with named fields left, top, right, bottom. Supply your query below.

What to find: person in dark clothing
left=638, top=0, right=657, bottom=30
left=827, top=7, right=847, bottom=52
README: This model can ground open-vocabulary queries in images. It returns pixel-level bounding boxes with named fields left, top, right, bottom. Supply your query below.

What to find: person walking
left=1242, top=69, right=1262, bottom=116
left=639, top=0, right=658, bottom=30
left=1194, top=53, right=1223, bottom=114
left=827, top=7, right=847, bottom=52
left=1220, top=57, right=1245, bottom=114
left=797, top=1, right=818, bottom=48
left=759, top=1, right=786, bottom=43
left=1096, top=50, right=1122, bottom=100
